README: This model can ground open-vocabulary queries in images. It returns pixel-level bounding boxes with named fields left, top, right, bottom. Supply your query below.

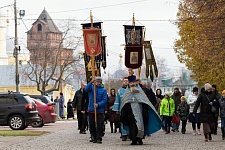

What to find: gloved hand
left=192, top=113, right=195, bottom=117
left=209, top=102, right=213, bottom=105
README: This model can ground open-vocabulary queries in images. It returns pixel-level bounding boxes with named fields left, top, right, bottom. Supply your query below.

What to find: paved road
left=0, top=121, right=225, bottom=150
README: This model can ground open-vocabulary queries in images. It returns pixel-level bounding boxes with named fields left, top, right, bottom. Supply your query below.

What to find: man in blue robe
left=120, top=75, right=162, bottom=145
left=112, top=77, right=129, bottom=141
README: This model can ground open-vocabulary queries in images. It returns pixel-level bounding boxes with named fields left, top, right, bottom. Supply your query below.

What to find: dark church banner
left=124, top=25, right=143, bottom=69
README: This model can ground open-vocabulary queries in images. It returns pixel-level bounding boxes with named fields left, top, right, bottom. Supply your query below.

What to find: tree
left=155, top=56, right=171, bottom=79
left=174, top=0, right=225, bottom=91
left=21, top=20, right=83, bottom=95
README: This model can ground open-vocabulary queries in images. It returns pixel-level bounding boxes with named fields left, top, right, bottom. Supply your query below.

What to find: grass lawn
left=0, top=130, right=49, bottom=136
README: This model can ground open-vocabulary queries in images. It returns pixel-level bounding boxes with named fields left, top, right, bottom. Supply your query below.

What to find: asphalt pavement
left=0, top=120, right=224, bottom=150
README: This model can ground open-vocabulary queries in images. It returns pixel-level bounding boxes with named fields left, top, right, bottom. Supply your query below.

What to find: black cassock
left=121, top=103, right=148, bottom=143
left=67, top=102, right=74, bottom=119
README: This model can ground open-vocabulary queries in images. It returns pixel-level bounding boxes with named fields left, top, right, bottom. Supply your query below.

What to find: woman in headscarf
left=108, top=89, right=120, bottom=133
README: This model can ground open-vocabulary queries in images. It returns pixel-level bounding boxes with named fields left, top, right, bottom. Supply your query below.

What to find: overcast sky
left=1, top=0, right=185, bottom=76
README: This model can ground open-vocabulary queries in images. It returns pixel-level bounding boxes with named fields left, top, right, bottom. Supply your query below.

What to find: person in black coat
left=211, top=84, right=221, bottom=135
left=140, top=81, right=157, bottom=107
left=80, top=89, right=89, bottom=134
left=193, top=83, right=219, bottom=142
left=67, top=99, right=74, bottom=119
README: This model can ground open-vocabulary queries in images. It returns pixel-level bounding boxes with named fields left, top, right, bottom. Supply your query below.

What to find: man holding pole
left=84, top=76, right=107, bottom=144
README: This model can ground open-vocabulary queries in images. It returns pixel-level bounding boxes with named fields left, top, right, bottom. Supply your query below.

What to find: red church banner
left=83, top=28, right=102, bottom=56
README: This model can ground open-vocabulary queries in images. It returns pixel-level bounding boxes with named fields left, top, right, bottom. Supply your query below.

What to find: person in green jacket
left=160, top=92, right=175, bottom=134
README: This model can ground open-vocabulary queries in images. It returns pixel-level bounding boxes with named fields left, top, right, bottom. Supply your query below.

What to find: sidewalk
left=0, top=120, right=77, bottom=150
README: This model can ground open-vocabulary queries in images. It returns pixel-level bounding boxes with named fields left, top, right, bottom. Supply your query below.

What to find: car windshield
left=44, top=96, right=52, bottom=103
left=24, top=95, right=35, bottom=104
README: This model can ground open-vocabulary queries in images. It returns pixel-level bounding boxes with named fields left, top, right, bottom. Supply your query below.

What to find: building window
left=37, top=24, right=42, bottom=31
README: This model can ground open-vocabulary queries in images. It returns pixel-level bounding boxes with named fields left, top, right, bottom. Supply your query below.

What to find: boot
left=165, top=127, right=170, bottom=134
left=197, top=129, right=201, bottom=135
left=114, top=124, right=117, bottom=133
left=110, top=123, right=113, bottom=133
left=204, top=134, right=209, bottom=142
left=209, top=132, right=212, bottom=141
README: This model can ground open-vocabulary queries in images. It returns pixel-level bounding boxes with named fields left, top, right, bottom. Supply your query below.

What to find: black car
left=29, top=95, right=53, bottom=104
left=0, top=92, right=39, bottom=130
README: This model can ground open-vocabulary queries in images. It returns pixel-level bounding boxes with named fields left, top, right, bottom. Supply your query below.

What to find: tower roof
left=33, top=9, right=61, bottom=33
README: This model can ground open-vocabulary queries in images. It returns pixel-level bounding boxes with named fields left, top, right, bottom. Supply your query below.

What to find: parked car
left=29, top=95, right=53, bottom=105
left=32, top=99, right=57, bottom=127
left=0, top=92, right=39, bottom=130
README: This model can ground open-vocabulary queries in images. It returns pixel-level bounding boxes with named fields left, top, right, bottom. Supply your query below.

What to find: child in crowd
left=177, top=96, right=189, bottom=134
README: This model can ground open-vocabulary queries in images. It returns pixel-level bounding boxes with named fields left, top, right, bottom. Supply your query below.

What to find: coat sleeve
left=159, top=99, right=164, bottom=116
left=187, top=95, right=195, bottom=105
left=171, top=98, right=175, bottom=115
left=193, top=94, right=201, bottom=113
left=72, top=92, right=77, bottom=108
left=84, top=82, right=93, bottom=92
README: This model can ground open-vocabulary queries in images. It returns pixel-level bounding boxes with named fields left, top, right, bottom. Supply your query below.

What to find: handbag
left=211, top=106, right=216, bottom=112
left=205, top=95, right=216, bottom=113
left=172, top=114, right=179, bottom=123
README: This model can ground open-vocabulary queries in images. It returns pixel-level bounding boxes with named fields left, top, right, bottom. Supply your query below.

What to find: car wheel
left=9, top=115, right=25, bottom=130
left=32, top=116, right=44, bottom=128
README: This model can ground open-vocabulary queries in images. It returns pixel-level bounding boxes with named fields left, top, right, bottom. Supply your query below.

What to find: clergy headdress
left=128, top=75, right=136, bottom=83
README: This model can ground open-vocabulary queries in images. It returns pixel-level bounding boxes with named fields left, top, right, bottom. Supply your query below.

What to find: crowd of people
left=69, top=75, right=225, bottom=145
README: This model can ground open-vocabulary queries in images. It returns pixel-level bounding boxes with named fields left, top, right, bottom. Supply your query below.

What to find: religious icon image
left=87, top=34, right=97, bottom=46
left=130, top=52, right=138, bottom=64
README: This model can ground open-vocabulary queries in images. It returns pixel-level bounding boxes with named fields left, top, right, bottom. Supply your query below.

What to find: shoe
left=197, top=129, right=201, bottom=135
left=114, top=129, right=117, bottom=133
left=222, top=135, right=225, bottom=140
left=171, top=129, right=175, bottom=132
left=193, top=130, right=196, bottom=135
left=96, top=140, right=102, bottom=144
left=89, top=138, right=93, bottom=142
left=130, top=141, right=137, bottom=145
left=122, top=136, right=127, bottom=141
left=176, top=129, right=179, bottom=132
left=80, top=131, right=86, bottom=134
left=209, top=133, right=212, bottom=141
left=138, top=141, right=143, bottom=145
left=204, top=139, right=209, bottom=142
left=93, top=139, right=97, bottom=143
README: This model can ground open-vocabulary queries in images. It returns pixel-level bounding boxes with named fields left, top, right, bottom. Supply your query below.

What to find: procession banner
left=83, top=28, right=102, bottom=56
left=144, top=41, right=158, bottom=81
left=124, top=25, right=143, bottom=45
left=125, top=45, right=143, bottom=69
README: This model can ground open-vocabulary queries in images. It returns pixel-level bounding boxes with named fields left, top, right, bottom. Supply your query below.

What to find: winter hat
left=193, top=87, right=198, bottom=93
left=174, top=87, right=179, bottom=91
left=222, top=90, right=225, bottom=95
left=95, top=76, right=102, bottom=82
left=165, top=92, right=171, bottom=96
left=204, top=83, right=212, bottom=91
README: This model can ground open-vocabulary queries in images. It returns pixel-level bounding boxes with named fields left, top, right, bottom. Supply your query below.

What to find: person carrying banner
left=84, top=76, right=107, bottom=144
left=120, top=75, right=162, bottom=145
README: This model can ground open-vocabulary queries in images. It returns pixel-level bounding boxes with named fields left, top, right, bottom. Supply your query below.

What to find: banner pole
left=90, top=10, right=97, bottom=124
